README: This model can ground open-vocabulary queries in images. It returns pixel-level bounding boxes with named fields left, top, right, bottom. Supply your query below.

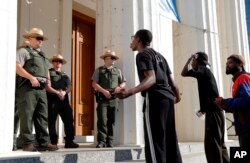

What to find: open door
left=71, top=11, right=95, bottom=135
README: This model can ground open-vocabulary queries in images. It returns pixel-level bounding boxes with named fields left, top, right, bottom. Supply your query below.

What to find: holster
left=36, top=77, right=46, bottom=89
left=95, top=89, right=115, bottom=103
left=17, top=76, right=46, bottom=90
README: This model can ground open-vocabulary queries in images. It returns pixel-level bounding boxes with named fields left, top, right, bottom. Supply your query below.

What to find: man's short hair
left=135, top=29, right=152, bottom=46
left=196, top=52, right=210, bottom=66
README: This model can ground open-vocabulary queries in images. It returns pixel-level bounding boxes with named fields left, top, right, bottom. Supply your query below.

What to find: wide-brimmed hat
left=49, top=54, right=67, bottom=64
left=100, top=50, right=119, bottom=60
left=23, top=28, right=48, bottom=41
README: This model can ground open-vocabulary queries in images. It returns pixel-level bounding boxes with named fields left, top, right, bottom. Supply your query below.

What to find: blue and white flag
left=159, top=0, right=180, bottom=22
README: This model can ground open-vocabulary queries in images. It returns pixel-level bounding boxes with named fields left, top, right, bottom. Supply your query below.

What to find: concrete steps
left=0, top=141, right=238, bottom=163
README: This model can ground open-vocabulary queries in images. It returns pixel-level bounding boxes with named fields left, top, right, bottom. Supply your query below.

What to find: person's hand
left=58, top=90, right=66, bottom=101
left=187, top=54, right=196, bottom=62
left=114, top=86, right=122, bottom=94
left=214, top=97, right=223, bottom=105
left=174, top=96, right=181, bottom=104
left=214, top=97, right=225, bottom=109
left=29, top=76, right=40, bottom=87
left=56, top=89, right=63, bottom=100
left=115, top=89, right=130, bottom=99
left=103, top=90, right=112, bottom=99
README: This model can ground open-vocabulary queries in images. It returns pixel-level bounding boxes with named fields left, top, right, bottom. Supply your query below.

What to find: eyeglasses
left=131, top=35, right=135, bottom=40
left=34, top=36, right=44, bottom=41
left=52, top=60, right=63, bottom=63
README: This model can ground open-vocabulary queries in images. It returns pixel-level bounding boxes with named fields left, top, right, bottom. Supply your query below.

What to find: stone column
left=0, top=1, right=17, bottom=153
left=174, top=0, right=223, bottom=141
left=217, top=0, right=249, bottom=93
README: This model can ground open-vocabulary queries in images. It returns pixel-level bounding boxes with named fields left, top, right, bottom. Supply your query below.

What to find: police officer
left=16, top=28, right=58, bottom=151
left=46, top=54, right=79, bottom=149
left=92, top=50, right=126, bottom=148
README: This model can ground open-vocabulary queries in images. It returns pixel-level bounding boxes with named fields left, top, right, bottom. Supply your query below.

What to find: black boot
left=65, top=141, right=79, bottom=148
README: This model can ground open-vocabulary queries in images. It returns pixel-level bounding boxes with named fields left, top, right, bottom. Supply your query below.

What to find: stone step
left=0, top=141, right=238, bottom=163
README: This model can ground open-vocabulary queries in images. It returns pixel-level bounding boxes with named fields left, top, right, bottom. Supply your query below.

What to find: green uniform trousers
left=16, top=84, right=50, bottom=146
left=96, top=100, right=118, bottom=144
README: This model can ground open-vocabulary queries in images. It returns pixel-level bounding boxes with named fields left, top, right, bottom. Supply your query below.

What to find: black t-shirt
left=136, top=48, right=175, bottom=100
left=186, top=66, right=221, bottom=112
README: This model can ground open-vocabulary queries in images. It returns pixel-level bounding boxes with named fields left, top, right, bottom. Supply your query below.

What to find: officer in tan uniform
left=92, top=50, right=126, bottom=148
left=16, top=28, right=58, bottom=151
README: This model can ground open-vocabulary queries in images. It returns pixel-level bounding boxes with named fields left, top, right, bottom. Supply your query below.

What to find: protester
left=215, top=54, right=250, bottom=148
left=116, top=29, right=182, bottom=163
left=181, top=52, right=229, bottom=163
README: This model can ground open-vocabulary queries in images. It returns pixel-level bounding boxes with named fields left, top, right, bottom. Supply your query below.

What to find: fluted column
left=0, top=0, right=17, bottom=153
left=174, top=0, right=223, bottom=141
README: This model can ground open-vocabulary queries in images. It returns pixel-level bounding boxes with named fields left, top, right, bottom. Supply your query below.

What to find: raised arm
left=181, top=55, right=194, bottom=77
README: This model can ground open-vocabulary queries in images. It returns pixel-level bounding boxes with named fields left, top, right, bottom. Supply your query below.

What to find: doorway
left=71, top=11, right=95, bottom=136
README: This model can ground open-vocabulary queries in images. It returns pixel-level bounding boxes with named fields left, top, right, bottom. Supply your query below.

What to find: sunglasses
left=34, top=36, right=44, bottom=41
left=52, top=60, right=63, bottom=63
left=111, top=57, right=117, bottom=60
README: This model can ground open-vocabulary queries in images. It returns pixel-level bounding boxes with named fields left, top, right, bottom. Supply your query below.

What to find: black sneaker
left=64, top=142, right=79, bottom=148
left=96, top=143, right=106, bottom=148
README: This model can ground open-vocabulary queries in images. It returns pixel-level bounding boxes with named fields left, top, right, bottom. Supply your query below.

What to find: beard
left=226, top=66, right=239, bottom=75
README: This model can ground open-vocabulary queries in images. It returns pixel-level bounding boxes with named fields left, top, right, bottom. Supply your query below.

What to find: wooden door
left=71, top=11, right=95, bottom=135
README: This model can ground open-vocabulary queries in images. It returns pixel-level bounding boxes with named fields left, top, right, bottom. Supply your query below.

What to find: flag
left=159, top=0, right=180, bottom=22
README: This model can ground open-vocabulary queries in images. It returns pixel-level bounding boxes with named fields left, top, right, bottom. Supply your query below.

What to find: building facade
left=0, top=0, right=249, bottom=153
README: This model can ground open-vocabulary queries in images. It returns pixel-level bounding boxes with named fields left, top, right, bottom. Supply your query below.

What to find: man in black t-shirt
left=116, top=29, right=182, bottom=163
left=181, top=52, right=229, bottom=163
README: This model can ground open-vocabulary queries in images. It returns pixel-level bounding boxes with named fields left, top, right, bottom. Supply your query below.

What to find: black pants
left=239, top=132, right=250, bottom=148
left=205, top=111, right=229, bottom=163
left=47, top=96, right=75, bottom=144
left=144, top=95, right=182, bottom=163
